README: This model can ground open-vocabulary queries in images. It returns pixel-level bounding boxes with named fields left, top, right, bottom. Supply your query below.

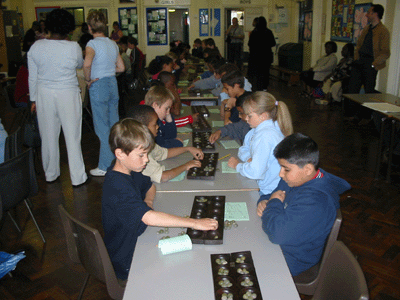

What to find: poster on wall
left=199, top=9, right=209, bottom=36
left=353, top=3, right=372, bottom=44
left=118, top=7, right=138, bottom=39
left=146, top=7, right=167, bottom=45
left=331, top=0, right=355, bottom=42
left=35, top=7, right=60, bottom=21
left=213, top=9, right=221, bottom=36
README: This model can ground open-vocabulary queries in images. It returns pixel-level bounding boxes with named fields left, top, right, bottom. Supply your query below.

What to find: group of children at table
left=102, top=49, right=351, bottom=283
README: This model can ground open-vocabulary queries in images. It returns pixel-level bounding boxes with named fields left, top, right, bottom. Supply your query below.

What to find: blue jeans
left=89, top=76, right=119, bottom=171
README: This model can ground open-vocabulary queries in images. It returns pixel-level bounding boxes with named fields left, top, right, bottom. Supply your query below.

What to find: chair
left=0, top=149, right=45, bottom=243
left=4, top=126, right=24, bottom=162
left=58, top=205, right=125, bottom=300
left=294, top=209, right=342, bottom=295
left=312, top=241, right=369, bottom=300
left=3, top=84, right=29, bottom=133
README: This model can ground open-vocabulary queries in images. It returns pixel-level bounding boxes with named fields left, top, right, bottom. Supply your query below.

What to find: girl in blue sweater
left=228, top=91, right=293, bottom=195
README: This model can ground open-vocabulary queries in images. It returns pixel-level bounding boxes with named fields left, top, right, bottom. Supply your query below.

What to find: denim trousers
left=89, top=76, right=119, bottom=171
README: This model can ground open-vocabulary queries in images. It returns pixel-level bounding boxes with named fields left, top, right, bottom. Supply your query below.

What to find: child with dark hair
left=127, top=36, right=145, bottom=79
left=128, top=105, right=203, bottom=183
left=148, top=56, right=174, bottom=80
left=102, top=118, right=218, bottom=280
left=257, top=133, right=350, bottom=276
left=84, top=10, right=125, bottom=177
left=188, top=58, right=225, bottom=91
left=221, top=70, right=252, bottom=124
left=192, top=38, right=203, bottom=58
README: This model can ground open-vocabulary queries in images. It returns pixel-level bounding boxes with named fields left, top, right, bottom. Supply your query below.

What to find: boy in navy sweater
left=257, top=133, right=350, bottom=276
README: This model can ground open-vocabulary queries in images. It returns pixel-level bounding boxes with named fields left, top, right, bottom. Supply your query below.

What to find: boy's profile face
left=223, top=83, right=242, bottom=98
left=119, top=146, right=149, bottom=173
left=277, top=158, right=312, bottom=187
left=152, top=99, right=172, bottom=121
left=147, top=113, right=159, bottom=136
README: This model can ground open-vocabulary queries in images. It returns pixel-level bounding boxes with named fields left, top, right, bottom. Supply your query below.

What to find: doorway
left=169, top=8, right=189, bottom=45
left=225, top=9, right=244, bottom=59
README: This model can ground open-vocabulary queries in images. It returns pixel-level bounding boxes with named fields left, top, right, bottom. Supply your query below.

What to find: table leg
left=386, top=119, right=396, bottom=183
left=375, top=117, right=386, bottom=179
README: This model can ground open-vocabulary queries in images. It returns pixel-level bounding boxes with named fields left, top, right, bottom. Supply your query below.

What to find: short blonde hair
left=109, top=118, right=154, bottom=155
left=87, top=10, right=107, bottom=34
left=144, top=85, right=175, bottom=107
left=243, top=91, right=293, bottom=137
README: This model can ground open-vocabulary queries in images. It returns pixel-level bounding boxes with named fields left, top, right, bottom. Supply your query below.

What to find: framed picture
left=35, top=6, right=60, bottom=22
left=146, top=7, right=167, bottom=46
left=64, top=7, right=85, bottom=26
left=118, top=7, right=138, bottom=38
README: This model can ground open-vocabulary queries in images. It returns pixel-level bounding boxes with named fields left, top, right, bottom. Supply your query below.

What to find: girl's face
left=245, top=108, right=268, bottom=128
left=163, top=62, right=174, bottom=73
left=152, top=99, right=172, bottom=121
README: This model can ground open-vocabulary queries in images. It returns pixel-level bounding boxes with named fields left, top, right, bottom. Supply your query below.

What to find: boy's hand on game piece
left=227, top=157, right=240, bottom=169
left=226, top=97, right=237, bottom=109
left=192, top=113, right=199, bottom=122
left=185, top=160, right=202, bottom=170
left=247, top=158, right=252, bottom=163
left=209, top=130, right=221, bottom=144
left=188, top=147, right=204, bottom=159
left=193, top=218, right=219, bottom=231
left=270, top=190, right=286, bottom=203
left=257, top=200, right=268, bottom=217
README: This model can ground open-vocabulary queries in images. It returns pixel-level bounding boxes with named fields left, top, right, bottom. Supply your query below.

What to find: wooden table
left=343, top=93, right=400, bottom=182
left=122, top=191, right=300, bottom=300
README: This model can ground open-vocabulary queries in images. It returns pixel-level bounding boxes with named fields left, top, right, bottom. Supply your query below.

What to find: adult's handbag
left=24, top=112, right=41, bottom=148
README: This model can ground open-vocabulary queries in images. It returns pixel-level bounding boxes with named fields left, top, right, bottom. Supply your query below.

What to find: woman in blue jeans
left=84, top=10, right=125, bottom=176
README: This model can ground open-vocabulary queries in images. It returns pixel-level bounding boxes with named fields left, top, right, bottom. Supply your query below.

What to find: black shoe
left=72, top=176, right=91, bottom=188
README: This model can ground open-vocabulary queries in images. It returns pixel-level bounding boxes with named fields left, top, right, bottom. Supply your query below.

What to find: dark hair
left=194, top=38, right=202, bottom=45
left=343, top=43, right=354, bottom=58
left=119, top=36, right=128, bottom=45
left=113, top=21, right=120, bottom=28
left=221, top=70, right=244, bottom=88
left=78, top=33, right=94, bottom=51
left=203, top=48, right=221, bottom=58
left=216, top=63, right=238, bottom=75
left=371, top=4, right=384, bottom=19
left=127, top=36, right=138, bottom=46
left=205, top=38, right=216, bottom=47
left=127, top=105, right=157, bottom=127
left=325, top=41, right=337, bottom=53
left=209, top=58, right=226, bottom=71
left=273, top=133, right=319, bottom=169
left=256, top=16, right=267, bottom=31
left=158, top=71, right=175, bottom=85
left=148, top=56, right=173, bottom=75
left=45, top=9, right=75, bottom=36
left=81, top=22, right=89, bottom=34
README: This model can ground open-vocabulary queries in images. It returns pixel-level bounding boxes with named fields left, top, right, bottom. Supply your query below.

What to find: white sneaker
left=90, top=167, right=107, bottom=177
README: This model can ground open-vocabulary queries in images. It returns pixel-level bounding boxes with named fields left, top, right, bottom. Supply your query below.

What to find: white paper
left=362, top=102, right=400, bottom=113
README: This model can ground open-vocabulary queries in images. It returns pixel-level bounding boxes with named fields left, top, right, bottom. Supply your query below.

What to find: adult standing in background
left=225, top=17, right=244, bottom=70
left=110, top=21, right=123, bottom=43
left=248, top=16, right=276, bottom=91
left=348, top=4, right=390, bottom=94
left=28, top=9, right=88, bottom=187
left=84, top=11, right=125, bottom=177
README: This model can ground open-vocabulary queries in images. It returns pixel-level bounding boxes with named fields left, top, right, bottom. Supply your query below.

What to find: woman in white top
left=28, top=9, right=88, bottom=187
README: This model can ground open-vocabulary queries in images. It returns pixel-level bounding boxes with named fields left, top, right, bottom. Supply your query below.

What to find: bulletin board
left=331, top=0, right=355, bottom=42
left=213, top=9, right=221, bottom=36
left=352, top=3, right=371, bottom=44
left=146, top=7, right=167, bottom=46
left=199, top=9, right=209, bottom=36
left=118, top=7, right=138, bottom=39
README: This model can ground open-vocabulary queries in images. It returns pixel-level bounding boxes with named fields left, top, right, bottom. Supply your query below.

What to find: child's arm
left=160, top=159, right=201, bottom=182
left=169, top=86, right=182, bottom=116
left=144, top=184, right=156, bottom=209
left=236, top=136, right=270, bottom=179
left=142, top=210, right=218, bottom=231
left=167, top=146, right=204, bottom=160
left=173, top=114, right=195, bottom=127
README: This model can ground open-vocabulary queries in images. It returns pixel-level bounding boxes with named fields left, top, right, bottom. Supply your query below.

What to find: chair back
left=58, top=205, right=125, bottom=300
left=312, top=241, right=369, bottom=300
left=3, top=84, right=17, bottom=109
left=0, top=149, right=38, bottom=212
left=4, top=126, right=24, bottom=161
left=294, top=209, right=342, bottom=295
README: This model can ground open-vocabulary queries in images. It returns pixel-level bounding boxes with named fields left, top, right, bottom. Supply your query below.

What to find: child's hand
left=224, top=120, right=232, bottom=126
left=192, top=218, right=219, bottom=231
left=165, top=113, right=173, bottom=123
left=270, top=190, right=286, bottom=203
left=209, top=130, right=221, bottom=144
left=192, top=113, right=199, bottom=123
left=176, top=137, right=183, bottom=143
left=185, top=159, right=202, bottom=170
left=247, top=158, right=252, bottom=163
left=187, top=147, right=204, bottom=160
left=257, top=200, right=268, bottom=217
left=226, top=97, right=237, bottom=109
left=188, top=84, right=195, bottom=90
left=227, top=157, right=240, bottom=169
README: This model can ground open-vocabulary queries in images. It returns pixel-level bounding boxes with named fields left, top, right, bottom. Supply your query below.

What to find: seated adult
left=300, top=41, right=338, bottom=97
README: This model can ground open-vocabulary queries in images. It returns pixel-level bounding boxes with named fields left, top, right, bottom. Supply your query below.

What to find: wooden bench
left=270, top=65, right=300, bottom=86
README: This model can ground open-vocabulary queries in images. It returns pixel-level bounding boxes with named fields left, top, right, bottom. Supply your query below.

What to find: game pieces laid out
left=187, top=153, right=219, bottom=180
left=192, top=131, right=215, bottom=152
left=211, top=251, right=263, bottom=300
left=186, top=195, right=225, bottom=244
left=192, top=105, right=210, bottom=117
left=191, top=114, right=212, bottom=132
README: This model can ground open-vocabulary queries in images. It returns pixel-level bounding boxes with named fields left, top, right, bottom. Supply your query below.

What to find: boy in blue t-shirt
left=144, top=85, right=183, bottom=148
left=257, top=133, right=351, bottom=276
left=102, top=119, right=218, bottom=281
